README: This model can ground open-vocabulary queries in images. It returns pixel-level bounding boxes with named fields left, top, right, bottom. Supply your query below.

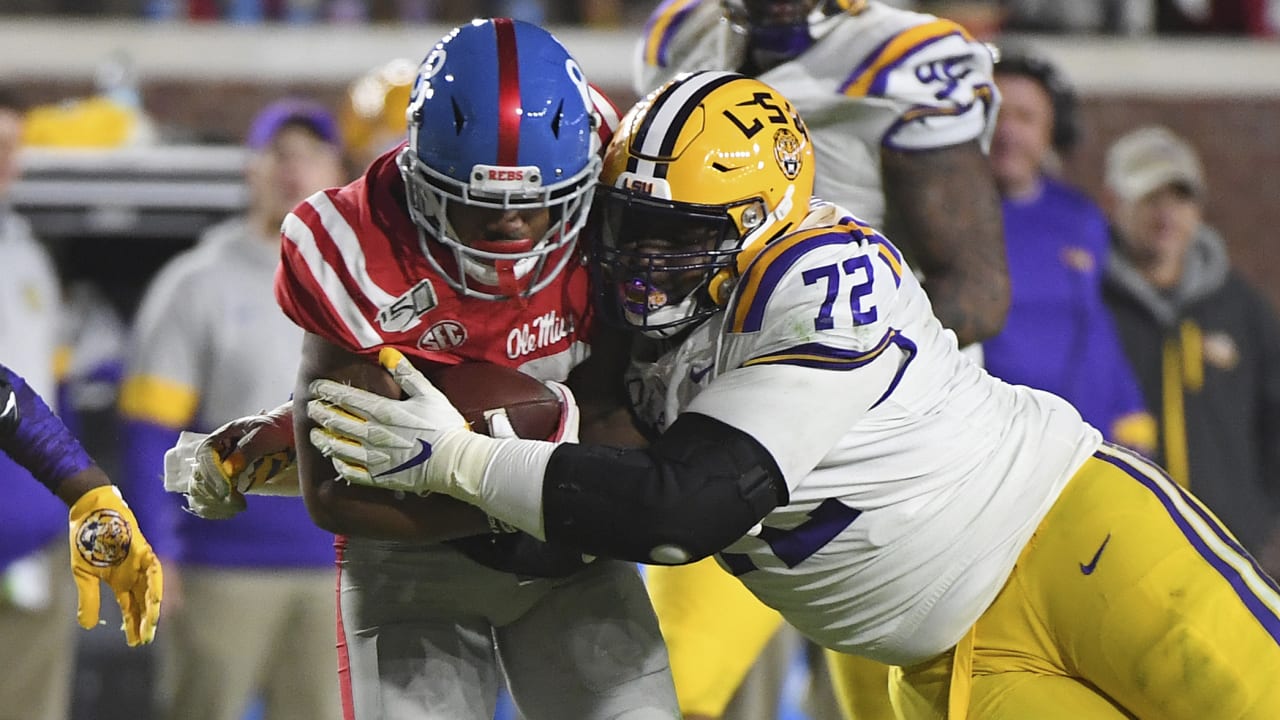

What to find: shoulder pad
left=722, top=218, right=905, bottom=371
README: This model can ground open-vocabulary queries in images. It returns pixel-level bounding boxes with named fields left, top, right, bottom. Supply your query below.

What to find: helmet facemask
left=593, top=188, right=773, bottom=338
left=399, top=146, right=600, bottom=301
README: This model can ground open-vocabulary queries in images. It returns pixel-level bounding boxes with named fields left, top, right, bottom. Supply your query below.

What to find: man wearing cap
left=1102, top=125, right=1280, bottom=574
left=118, top=99, right=348, bottom=720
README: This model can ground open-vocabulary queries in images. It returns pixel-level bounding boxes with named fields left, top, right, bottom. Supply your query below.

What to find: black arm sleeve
left=541, top=412, right=789, bottom=565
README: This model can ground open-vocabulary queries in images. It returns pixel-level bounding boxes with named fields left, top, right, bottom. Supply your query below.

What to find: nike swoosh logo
left=689, top=364, right=713, bottom=383
left=376, top=439, right=433, bottom=478
left=1079, top=533, right=1112, bottom=575
left=1, top=392, right=15, bottom=419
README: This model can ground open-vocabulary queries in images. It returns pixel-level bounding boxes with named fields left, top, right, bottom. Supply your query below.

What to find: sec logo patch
left=418, top=320, right=468, bottom=352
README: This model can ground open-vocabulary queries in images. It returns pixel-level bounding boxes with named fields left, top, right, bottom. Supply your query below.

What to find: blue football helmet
left=398, top=18, right=601, bottom=300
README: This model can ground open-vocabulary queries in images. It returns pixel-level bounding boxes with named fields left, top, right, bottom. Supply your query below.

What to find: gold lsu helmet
left=340, top=58, right=417, bottom=167
left=594, top=70, right=814, bottom=337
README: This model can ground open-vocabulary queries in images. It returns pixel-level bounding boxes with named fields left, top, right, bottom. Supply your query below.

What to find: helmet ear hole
left=739, top=200, right=766, bottom=231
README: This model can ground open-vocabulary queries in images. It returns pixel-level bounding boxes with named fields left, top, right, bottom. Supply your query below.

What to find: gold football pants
left=892, top=444, right=1280, bottom=719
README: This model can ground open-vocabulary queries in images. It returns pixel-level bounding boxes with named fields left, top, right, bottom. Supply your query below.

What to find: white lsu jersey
left=635, top=0, right=999, bottom=227
left=627, top=202, right=1100, bottom=666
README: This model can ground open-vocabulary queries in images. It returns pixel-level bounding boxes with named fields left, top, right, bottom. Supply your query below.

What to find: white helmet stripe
left=630, top=70, right=740, bottom=179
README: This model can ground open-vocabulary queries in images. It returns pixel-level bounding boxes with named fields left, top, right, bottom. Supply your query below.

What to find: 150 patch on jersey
left=378, top=279, right=438, bottom=333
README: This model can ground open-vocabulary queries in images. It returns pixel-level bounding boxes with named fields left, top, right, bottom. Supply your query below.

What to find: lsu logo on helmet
left=774, top=127, right=804, bottom=180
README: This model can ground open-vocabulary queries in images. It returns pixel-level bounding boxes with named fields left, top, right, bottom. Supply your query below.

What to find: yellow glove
left=68, top=485, right=164, bottom=646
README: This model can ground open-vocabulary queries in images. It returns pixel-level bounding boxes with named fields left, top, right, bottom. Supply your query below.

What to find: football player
left=308, top=72, right=1280, bottom=720
left=0, top=363, right=162, bottom=648
left=634, top=1, right=1008, bottom=716
left=169, top=19, right=678, bottom=720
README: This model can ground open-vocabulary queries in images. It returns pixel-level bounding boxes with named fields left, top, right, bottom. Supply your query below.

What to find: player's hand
left=162, top=405, right=298, bottom=519
left=163, top=431, right=246, bottom=519
left=307, top=348, right=500, bottom=499
left=68, top=485, right=163, bottom=647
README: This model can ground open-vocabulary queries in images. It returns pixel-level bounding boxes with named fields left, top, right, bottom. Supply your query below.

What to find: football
left=423, top=361, right=563, bottom=440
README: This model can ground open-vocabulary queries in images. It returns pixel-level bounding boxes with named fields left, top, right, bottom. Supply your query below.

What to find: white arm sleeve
left=476, top=439, right=557, bottom=540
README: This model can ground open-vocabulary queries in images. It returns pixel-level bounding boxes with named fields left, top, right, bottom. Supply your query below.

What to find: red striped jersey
left=274, top=86, right=619, bottom=381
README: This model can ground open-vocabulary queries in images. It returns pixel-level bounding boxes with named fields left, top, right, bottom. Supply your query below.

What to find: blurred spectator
left=0, top=87, right=77, bottom=720
left=983, top=43, right=1157, bottom=453
left=420, top=0, right=624, bottom=25
left=117, top=99, right=347, bottom=720
left=139, top=0, right=628, bottom=24
left=1102, top=125, right=1280, bottom=570
left=1000, top=0, right=1278, bottom=34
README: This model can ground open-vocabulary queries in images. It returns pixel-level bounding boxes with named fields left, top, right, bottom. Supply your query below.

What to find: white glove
left=162, top=403, right=298, bottom=519
left=306, top=348, right=504, bottom=499
left=163, top=431, right=244, bottom=519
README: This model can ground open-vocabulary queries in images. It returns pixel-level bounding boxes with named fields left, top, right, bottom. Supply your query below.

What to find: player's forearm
left=477, top=413, right=784, bottom=565
left=918, top=268, right=1009, bottom=346
left=881, top=142, right=1009, bottom=345
left=569, top=326, right=651, bottom=446
left=304, top=472, right=491, bottom=540
left=290, top=332, right=491, bottom=539
left=54, top=464, right=112, bottom=507
left=296, top=414, right=490, bottom=541
left=1, top=365, right=96, bottom=493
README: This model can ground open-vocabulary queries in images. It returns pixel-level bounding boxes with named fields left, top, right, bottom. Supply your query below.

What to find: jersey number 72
left=802, top=255, right=877, bottom=330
